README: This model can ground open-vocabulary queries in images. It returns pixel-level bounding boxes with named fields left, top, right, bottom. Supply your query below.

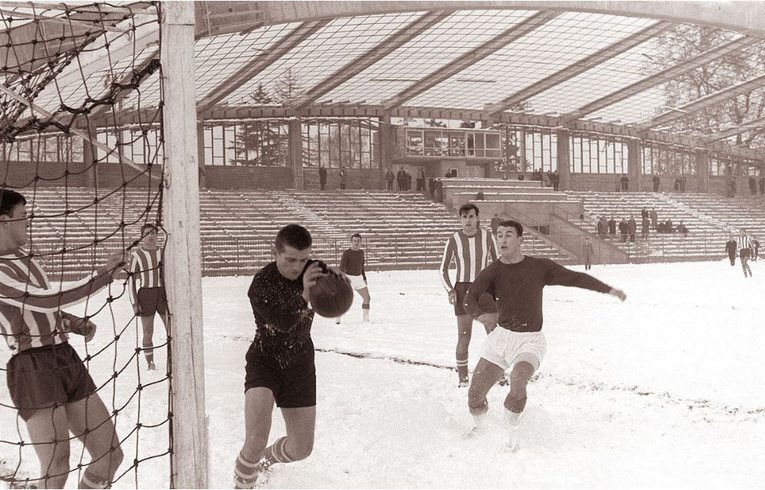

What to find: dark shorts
left=6, top=343, right=97, bottom=421
left=137, top=287, right=168, bottom=317
left=453, top=282, right=497, bottom=317
left=245, top=343, right=316, bottom=408
left=741, top=248, right=752, bottom=260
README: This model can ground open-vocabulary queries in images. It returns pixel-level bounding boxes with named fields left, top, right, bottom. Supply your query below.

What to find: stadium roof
left=2, top=1, right=765, bottom=161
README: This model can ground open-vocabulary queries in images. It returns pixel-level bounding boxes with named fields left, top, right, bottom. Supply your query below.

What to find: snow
left=1, top=259, right=764, bottom=488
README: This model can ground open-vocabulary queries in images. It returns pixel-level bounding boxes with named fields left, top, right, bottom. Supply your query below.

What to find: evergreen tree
left=232, top=83, right=281, bottom=166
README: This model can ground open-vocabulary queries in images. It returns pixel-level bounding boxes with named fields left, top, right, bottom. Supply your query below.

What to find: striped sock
left=456, top=357, right=469, bottom=382
left=234, top=452, right=264, bottom=489
left=79, top=468, right=109, bottom=489
left=263, top=437, right=293, bottom=464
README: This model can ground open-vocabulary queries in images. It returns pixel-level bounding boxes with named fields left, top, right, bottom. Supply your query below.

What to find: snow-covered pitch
left=1, top=260, right=764, bottom=488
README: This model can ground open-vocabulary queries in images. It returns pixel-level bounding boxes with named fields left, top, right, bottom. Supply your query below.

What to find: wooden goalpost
left=160, top=2, right=209, bottom=487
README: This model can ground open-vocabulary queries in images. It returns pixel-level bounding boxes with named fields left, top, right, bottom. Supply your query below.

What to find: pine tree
left=232, top=83, right=281, bottom=166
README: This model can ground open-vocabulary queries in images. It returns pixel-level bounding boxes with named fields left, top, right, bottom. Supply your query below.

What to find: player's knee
left=108, top=444, right=125, bottom=470
left=468, top=395, right=488, bottom=416
left=508, top=362, right=534, bottom=397
left=503, top=394, right=527, bottom=413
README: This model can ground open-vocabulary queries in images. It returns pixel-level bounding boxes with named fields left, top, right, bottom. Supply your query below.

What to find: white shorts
left=480, top=328, right=546, bottom=371
left=346, top=274, right=367, bottom=290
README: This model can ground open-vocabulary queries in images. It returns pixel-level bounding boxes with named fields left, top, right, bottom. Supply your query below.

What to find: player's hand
left=99, top=251, right=126, bottom=278
left=609, top=288, right=627, bottom=302
left=301, top=261, right=327, bottom=302
left=448, top=289, right=457, bottom=305
left=133, top=304, right=143, bottom=316
left=476, top=313, right=498, bottom=331
left=70, top=316, right=97, bottom=342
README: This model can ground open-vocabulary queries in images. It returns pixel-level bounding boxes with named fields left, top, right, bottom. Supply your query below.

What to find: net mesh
left=0, top=3, right=172, bottom=487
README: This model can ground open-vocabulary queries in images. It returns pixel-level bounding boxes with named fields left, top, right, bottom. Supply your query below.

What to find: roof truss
left=486, top=21, right=673, bottom=115
left=381, top=10, right=560, bottom=111
left=704, top=116, right=765, bottom=142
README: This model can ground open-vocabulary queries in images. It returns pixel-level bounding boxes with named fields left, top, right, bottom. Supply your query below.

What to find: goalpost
left=0, top=1, right=207, bottom=487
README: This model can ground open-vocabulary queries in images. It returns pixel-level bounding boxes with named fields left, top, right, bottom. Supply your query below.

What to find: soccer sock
left=262, top=437, right=294, bottom=465
left=456, top=357, right=469, bottom=381
left=79, top=468, right=109, bottom=489
left=234, top=452, right=262, bottom=489
left=362, top=303, right=370, bottom=321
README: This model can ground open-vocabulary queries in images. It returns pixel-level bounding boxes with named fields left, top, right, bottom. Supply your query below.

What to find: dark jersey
left=339, top=248, right=366, bottom=279
left=464, top=256, right=612, bottom=332
left=248, top=262, right=315, bottom=367
left=725, top=240, right=737, bottom=255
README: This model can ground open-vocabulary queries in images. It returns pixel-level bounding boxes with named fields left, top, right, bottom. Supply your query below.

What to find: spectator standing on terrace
left=649, top=208, right=658, bottom=230
left=759, top=176, right=765, bottom=195
left=627, top=216, right=637, bottom=242
left=640, top=207, right=648, bottom=221
left=641, top=215, right=650, bottom=240
left=428, top=177, right=435, bottom=197
left=440, top=203, right=498, bottom=387
left=416, top=167, right=426, bottom=192
left=397, top=167, right=406, bottom=191
left=596, top=217, right=606, bottom=239
left=679, top=175, right=687, bottom=193
left=337, top=233, right=371, bottom=324
left=339, top=167, right=347, bottom=190
left=652, top=174, right=660, bottom=192
left=491, top=213, right=500, bottom=236
left=620, top=174, right=629, bottom=192
left=749, top=176, right=757, bottom=195
left=583, top=237, right=594, bottom=270
left=725, top=234, right=738, bottom=266
left=738, top=229, right=754, bottom=277
left=318, top=165, right=327, bottom=191
left=386, top=169, right=395, bottom=191
left=618, top=219, right=628, bottom=242
left=551, top=170, right=560, bottom=191
left=676, top=221, right=689, bottom=237
left=608, top=217, right=616, bottom=239
left=406, top=170, right=412, bottom=191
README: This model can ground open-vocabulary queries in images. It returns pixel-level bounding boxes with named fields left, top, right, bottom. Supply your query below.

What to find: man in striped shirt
left=440, top=203, right=498, bottom=387
left=738, top=228, right=753, bottom=278
left=128, top=224, right=168, bottom=370
left=0, top=189, right=125, bottom=488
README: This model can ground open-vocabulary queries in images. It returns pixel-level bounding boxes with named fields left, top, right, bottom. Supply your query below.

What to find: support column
left=82, top=120, right=98, bottom=188
left=695, top=148, right=710, bottom=193
left=627, top=139, right=641, bottom=191
left=380, top=112, right=393, bottom=189
left=288, top=118, right=303, bottom=189
left=160, top=2, right=208, bottom=487
left=196, top=122, right=206, bottom=188
left=556, top=128, right=570, bottom=191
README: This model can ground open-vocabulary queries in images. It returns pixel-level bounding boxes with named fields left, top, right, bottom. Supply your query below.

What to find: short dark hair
left=0, top=189, right=26, bottom=218
left=275, top=224, right=312, bottom=252
left=351, top=233, right=362, bottom=240
left=141, top=223, right=158, bottom=234
left=458, top=203, right=479, bottom=217
left=498, top=219, right=523, bottom=237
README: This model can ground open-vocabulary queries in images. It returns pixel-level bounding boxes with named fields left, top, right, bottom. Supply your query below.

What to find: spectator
left=641, top=216, right=650, bottom=240
left=759, top=176, right=765, bottom=195
left=542, top=171, right=551, bottom=188
left=607, top=216, right=616, bottom=239
left=475, top=191, right=485, bottom=201
left=397, top=166, right=406, bottom=191
left=727, top=175, right=736, bottom=198
left=318, top=164, right=327, bottom=191
left=386, top=168, right=395, bottom=191
left=490, top=213, right=500, bottom=236
left=416, top=167, right=426, bottom=192
left=618, top=218, right=628, bottom=242
left=583, top=237, right=594, bottom=270
left=406, top=170, right=412, bottom=191
left=676, top=221, right=689, bottom=237
left=753, top=235, right=760, bottom=261
left=620, top=174, right=629, bottom=192
left=725, top=234, right=737, bottom=266
left=679, top=175, right=687, bottom=193
left=649, top=208, right=658, bottom=230
left=652, top=174, right=660, bottom=192
left=640, top=207, right=648, bottom=221
left=552, top=170, right=560, bottom=191
left=749, top=175, right=757, bottom=195
left=627, top=215, right=637, bottom=242
left=674, top=178, right=680, bottom=192
left=596, top=217, right=606, bottom=239
left=339, top=167, right=347, bottom=190
left=434, top=179, right=443, bottom=203
left=428, top=177, right=435, bottom=197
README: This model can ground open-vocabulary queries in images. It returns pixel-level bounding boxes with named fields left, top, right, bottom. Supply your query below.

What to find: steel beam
left=638, top=73, right=765, bottom=130
left=196, top=19, right=330, bottom=113
left=703, top=116, right=765, bottom=142
left=292, top=10, right=453, bottom=109
left=486, top=21, right=673, bottom=115
left=381, top=10, right=559, bottom=111
left=566, top=36, right=755, bottom=120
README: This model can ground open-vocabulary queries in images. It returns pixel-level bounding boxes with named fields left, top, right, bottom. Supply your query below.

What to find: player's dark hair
left=0, top=189, right=26, bottom=217
left=459, top=203, right=479, bottom=217
left=498, top=219, right=523, bottom=237
left=351, top=233, right=362, bottom=240
left=275, top=224, right=312, bottom=252
left=141, top=223, right=158, bottom=234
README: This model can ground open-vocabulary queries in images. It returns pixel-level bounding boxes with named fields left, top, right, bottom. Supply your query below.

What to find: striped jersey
left=739, top=234, right=753, bottom=250
left=0, top=249, right=111, bottom=352
left=128, top=247, right=164, bottom=305
left=440, top=229, right=497, bottom=291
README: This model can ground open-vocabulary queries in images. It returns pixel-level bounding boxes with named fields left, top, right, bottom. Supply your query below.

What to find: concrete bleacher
left=19, top=187, right=575, bottom=278
left=567, top=191, right=729, bottom=261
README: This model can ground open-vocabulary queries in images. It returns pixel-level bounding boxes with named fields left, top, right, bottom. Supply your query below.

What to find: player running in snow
left=336, top=233, right=371, bottom=324
left=463, top=219, right=626, bottom=450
